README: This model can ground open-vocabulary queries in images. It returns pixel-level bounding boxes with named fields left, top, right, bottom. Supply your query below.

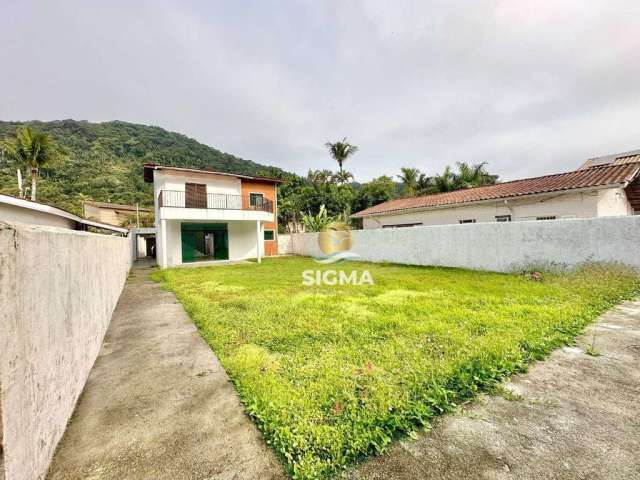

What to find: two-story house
left=143, top=163, right=281, bottom=268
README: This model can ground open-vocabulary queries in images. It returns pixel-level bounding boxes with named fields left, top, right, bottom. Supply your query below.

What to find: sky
left=2, top=0, right=639, bottom=182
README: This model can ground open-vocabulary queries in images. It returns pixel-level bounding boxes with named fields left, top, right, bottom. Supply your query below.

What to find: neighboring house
left=0, top=193, right=129, bottom=235
left=353, top=151, right=640, bottom=229
left=83, top=201, right=153, bottom=227
left=144, top=163, right=282, bottom=268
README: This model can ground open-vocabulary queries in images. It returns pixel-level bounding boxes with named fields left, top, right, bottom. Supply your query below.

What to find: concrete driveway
left=47, top=261, right=285, bottom=480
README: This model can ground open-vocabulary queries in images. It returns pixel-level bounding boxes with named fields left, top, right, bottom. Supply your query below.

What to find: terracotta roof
left=577, top=148, right=640, bottom=170
left=352, top=163, right=640, bottom=218
left=143, top=163, right=284, bottom=184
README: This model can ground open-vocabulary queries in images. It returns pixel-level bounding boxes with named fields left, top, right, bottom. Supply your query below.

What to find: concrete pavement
left=47, top=261, right=285, bottom=480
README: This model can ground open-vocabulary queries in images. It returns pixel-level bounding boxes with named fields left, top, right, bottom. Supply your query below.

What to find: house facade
left=144, top=164, right=281, bottom=268
left=83, top=201, right=153, bottom=227
left=354, top=150, right=640, bottom=229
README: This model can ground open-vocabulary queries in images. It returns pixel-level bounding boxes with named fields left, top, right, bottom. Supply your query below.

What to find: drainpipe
left=256, top=220, right=262, bottom=263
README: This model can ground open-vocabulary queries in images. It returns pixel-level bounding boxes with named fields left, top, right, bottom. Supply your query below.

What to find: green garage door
left=181, top=223, right=228, bottom=262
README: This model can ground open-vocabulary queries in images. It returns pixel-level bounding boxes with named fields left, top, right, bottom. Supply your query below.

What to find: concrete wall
left=0, top=222, right=132, bottom=480
left=278, top=234, right=293, bottom=255
left=362, top=188, right=631, bottom=229
left=291, top=216, right=640, bottom=272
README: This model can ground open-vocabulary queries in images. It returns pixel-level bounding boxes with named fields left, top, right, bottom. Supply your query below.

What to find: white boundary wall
left=278, top=233, right=293, bottom=255
left=0, top=223, right=132, bottom=480
left=290, top=216, right=640, bottom=271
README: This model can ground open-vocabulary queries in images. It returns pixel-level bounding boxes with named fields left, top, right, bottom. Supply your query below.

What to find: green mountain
left=0, top=119, right=289, bottom=215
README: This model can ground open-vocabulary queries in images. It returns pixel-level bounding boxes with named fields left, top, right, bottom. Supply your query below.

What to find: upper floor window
left=459, top=219, right=476, bottom=224
left=249, top=193, right=264, bottom=207
left=495, top=215, right=511, bottom=222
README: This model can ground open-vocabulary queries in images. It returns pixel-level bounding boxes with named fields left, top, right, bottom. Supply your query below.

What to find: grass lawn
left=152, top=257, right=639, bottom=479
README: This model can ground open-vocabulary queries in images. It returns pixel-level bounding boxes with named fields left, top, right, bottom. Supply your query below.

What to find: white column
left=160, top=219, right=168, bottom=268
left=256, top=220, right=262, bottom=264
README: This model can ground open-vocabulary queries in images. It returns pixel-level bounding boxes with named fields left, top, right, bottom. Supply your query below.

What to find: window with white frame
left=249, top=193, right=264, bottom=207
left=495, top=215, right=511, bottom=222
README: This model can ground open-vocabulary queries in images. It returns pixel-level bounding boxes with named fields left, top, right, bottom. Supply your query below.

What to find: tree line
left=284, top=138, right=499, bottom=232
left=0, top=124, right=499, bottom=232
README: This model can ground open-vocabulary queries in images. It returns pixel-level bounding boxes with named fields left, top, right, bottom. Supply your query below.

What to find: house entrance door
left=181, top=223, right=229, bottom=262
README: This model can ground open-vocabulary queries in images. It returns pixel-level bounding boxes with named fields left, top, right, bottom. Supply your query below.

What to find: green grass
left=151, top=257, right=638, bottom=479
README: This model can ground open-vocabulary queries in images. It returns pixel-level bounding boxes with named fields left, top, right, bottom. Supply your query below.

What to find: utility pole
left=17, top=169, right=24, bottom=198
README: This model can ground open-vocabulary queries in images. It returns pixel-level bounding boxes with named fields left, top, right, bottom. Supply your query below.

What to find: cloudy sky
left=2, top=1, right=639, bottom=181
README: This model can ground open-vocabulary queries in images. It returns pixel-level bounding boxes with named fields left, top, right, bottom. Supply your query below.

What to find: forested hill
left=0, top=119, right=289, bottom=214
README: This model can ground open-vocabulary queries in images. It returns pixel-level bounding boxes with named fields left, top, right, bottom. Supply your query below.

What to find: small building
left=143, top=163, right=282, bottom=268
left=83, top=201, right=153, bottom=227
left=353, top=150, right=640, bottom=229
left=131, top=226, right=156, bottom=260
left=0, top=193, right=129, bottom=235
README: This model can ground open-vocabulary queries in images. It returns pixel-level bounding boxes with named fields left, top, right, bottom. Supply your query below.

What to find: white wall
left=278, top=234, right=293, bottom=255
left=597, top=187, right=633, bottom=216
left=362, top=189, right=619, bottom=229
left=164, top=220, right=182, bottom=267
left=229, top=221, right=263, bottom=260
left=0, top=203, right=76, bottom=229
left=0, top=222, right=132, bottom=480
left=292, top=216, right=640, bottom=272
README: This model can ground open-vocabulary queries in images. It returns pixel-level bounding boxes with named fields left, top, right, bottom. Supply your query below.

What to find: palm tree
left=1, top=127, right=56, bottom=201
left=307, top=169, right=335, bottom=187
left=455, top=161, right=498, bottom=188
left=325, top=138, right=358, bottom=175
left=397, top=167, right=420, bottom=197
left=76, top=193, right=94, bottom=215
left=432, top=166, right=458, bottom=193
left=416, top=172, right=435, bottom=195
left=333, top=170, right=354, bottom=185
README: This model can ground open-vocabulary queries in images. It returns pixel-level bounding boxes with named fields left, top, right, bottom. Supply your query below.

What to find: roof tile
left=353, top=163, right=640, bottom=218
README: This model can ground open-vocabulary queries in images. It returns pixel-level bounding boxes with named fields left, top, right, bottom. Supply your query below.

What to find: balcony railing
left=158, top=190, right=274, bottom=213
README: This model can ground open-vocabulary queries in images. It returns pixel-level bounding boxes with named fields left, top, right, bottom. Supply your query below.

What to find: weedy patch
left=490, top=384, right=524, bottom=401
left=585, top=345, right=602, bottom=357
left=152, top=258, right=639, bottom=479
